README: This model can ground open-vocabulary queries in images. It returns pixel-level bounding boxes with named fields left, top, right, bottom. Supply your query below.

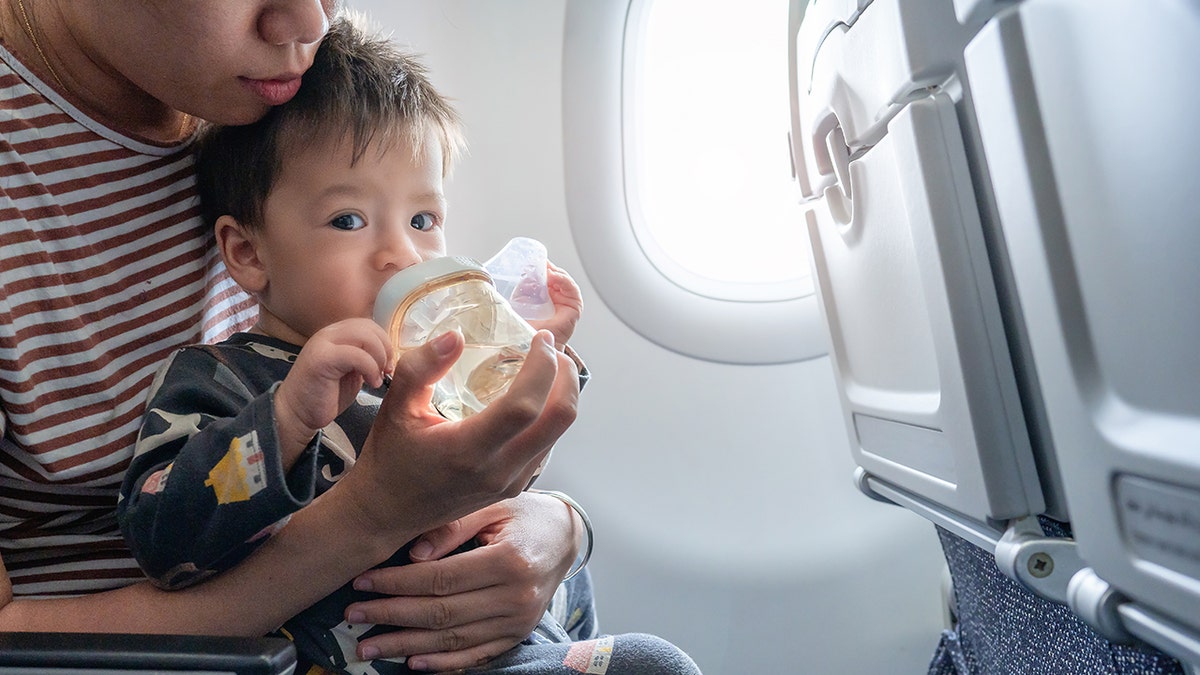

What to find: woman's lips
left=241, top=76, right=303, bottom=105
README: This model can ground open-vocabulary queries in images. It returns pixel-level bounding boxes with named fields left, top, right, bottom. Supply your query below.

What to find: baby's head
left=195, top=14, right=465, bottom=235
left=196, top=15, right=467, bottom=343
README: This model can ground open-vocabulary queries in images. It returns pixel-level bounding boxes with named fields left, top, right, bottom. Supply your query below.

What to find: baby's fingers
left=545, top=263, right=583, bottom=309
left=325, top=318, right=394, bottom=375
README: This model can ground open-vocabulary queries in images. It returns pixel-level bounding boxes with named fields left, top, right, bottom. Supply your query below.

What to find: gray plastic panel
left=953, top=0, right=1017, bottom=26
left=791, top=0, right=973, bottom=200
left=966, top=0, right=1200, bottom=639
left=806, top=91, right=1042, bottom=523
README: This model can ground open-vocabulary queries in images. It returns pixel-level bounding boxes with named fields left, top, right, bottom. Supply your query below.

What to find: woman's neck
left=0, top=0, right=193, bottom=143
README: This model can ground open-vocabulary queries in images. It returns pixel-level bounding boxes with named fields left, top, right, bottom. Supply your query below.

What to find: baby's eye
left=330, top=213, right=366, bottom=231
left=410, top=213, right=437, bottom=231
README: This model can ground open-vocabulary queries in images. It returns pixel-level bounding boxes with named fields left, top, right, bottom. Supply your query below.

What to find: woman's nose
left=258, top=0, right=330, bottom=47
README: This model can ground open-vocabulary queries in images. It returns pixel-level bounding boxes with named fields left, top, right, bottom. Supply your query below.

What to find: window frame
left=563, top=0, right=827, bottom=364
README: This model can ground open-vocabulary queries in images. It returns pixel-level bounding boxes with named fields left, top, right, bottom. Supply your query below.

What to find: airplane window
left=625, top=0, right=811, bottom=301
left=563, top=0, right=826, bottom=364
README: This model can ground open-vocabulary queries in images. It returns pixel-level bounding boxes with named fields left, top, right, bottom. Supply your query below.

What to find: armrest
left=0, top=632, right=296, bottom=674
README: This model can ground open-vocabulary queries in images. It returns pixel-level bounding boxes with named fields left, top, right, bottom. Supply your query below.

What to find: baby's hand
left=528, top=262, right=583, bottom=347
left=273, top=318, right=392, bottom=464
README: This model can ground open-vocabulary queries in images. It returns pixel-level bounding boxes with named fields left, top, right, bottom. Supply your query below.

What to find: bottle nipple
left=484, top=237, right=555, bottom=321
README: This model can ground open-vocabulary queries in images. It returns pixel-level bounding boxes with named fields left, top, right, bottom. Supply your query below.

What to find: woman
left=0, top=1, right=586, bottom=671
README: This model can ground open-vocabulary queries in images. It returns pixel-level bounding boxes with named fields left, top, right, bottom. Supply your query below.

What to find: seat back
left=790, top=0, right=1062, bottom=537
left=966, top=0, right=1200, bottom=665
left=790, top=0, right=1200, bottom=670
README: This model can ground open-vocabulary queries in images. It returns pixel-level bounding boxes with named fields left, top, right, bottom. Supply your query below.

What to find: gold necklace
left=14, top=0, right=66, bottom=91
left=12, top=0, right=193, bottom=141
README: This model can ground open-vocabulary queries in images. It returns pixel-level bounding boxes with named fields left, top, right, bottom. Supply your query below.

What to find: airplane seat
left=0, top=632, right=297, bottom=674
left=789, top=0, right=1200, bottom=672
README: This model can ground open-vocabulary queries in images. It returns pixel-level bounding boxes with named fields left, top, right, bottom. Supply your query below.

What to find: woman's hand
left=334, top=327, right=580, bottom=566
left=350, top=329, right=578, bottom=533
left=323, top=327, right=581, bottom=671
left=343, top=492, right=583, bottom=672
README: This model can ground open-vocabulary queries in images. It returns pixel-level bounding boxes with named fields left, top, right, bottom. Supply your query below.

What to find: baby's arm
left=527, top=262, right=583, bottom=347
left=272, top=319, right=391, bottom=469
left=119, top=345, right=319, bottom=590
left=118, top=319, right=390, bottom=590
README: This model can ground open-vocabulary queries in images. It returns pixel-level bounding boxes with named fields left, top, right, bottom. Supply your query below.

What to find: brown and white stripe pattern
left=0, top=47, right=257, bottom=596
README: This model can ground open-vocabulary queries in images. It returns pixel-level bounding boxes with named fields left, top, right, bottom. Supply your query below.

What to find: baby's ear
left=214, top=215, right=267, bottom=294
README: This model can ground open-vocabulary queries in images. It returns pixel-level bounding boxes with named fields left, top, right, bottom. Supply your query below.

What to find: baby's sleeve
left=118, top=347, right=320, bottom=590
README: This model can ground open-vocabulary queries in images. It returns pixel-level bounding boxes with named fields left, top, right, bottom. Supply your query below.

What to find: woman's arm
left=0, top=329, right=578, bottom=638
left=0, top=454, right=404, bottom=636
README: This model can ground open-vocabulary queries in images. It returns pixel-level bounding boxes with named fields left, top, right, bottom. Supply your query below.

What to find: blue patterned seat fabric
left=928, top=518, right=1185, bottom=675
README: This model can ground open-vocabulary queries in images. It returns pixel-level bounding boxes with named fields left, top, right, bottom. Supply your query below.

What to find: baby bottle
left=373, top=255, right=539, bottom=421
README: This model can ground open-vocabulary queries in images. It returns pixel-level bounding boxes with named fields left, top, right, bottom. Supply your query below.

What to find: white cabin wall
left=348, top=2, right=948, bottom=672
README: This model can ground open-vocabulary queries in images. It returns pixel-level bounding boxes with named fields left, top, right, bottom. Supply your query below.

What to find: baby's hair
left=194, top=13, right=465, bottom=232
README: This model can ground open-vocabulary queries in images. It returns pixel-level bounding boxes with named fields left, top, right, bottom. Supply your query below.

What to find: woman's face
left=63, top=0, right=339, bottom=125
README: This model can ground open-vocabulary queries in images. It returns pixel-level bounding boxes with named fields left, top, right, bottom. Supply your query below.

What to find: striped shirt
left=0, top=45, right=257, bottom=597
